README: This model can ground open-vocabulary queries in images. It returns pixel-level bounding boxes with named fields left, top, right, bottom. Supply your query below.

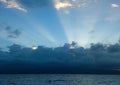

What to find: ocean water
left=0, top=74, right=120, bottom=85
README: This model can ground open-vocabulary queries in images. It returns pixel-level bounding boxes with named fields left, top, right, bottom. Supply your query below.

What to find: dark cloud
left=8, top=35, right=18, bottom=38
left=0, top=41, right=120, bottom=74
left=7, top=28, right=21, bottom=38
left=19, top=0, right=54, bottom=8
left=5, top=26, right=12, bottom=32
left=10, top=29, right=21, bottom=38
left=0, top=26, right=21, bottom=38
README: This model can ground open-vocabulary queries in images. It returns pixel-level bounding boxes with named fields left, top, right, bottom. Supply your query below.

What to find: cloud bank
left=0, top=41, right=120, bottom=74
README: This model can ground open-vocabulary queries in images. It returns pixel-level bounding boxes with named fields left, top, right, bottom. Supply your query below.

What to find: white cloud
left=54, top=0, right=96, bottom=10
left=0, top=0, right=27, bottom=12
left=111, top=4, right=119, bottom=8
left=54, top=0, right=72, bottom=10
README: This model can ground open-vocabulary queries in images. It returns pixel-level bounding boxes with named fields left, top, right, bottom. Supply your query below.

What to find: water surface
left=0, top=74, right=120, bottom=85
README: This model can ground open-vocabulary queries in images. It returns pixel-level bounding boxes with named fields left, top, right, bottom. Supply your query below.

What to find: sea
left=0, top=74, right=120, bottom=85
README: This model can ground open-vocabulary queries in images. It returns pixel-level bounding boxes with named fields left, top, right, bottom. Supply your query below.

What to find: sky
left=0, top=0, right=120, bottom=50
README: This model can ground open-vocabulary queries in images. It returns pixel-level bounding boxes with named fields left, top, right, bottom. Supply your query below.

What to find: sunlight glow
left=32, top=46, right=38, bottom=50
left=56, top=11, right=97, bottom=46
left=54, top=0, right=72, bottom=10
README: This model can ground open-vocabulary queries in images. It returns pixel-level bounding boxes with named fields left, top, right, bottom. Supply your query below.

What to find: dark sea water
left=0, top=74, right=120, bottom=85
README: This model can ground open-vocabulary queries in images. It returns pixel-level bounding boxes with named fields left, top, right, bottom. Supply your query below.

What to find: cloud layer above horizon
left=0, top=42, right=120, bottom=71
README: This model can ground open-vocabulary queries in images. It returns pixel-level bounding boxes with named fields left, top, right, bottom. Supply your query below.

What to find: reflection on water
left=0, top=74, right=120, bottom=85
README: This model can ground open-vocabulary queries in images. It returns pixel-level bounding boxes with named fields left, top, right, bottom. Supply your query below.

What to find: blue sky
left=0, top=0, right=120, bottom=50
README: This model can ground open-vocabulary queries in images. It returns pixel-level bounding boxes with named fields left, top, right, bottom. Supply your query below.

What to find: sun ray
left=54, top=0, right=100, bottom=47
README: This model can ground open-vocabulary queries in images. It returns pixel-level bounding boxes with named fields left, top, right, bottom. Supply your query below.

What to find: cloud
left=111, top=4, right=119, bottom=8
left=0, top=0, right=27, bottom=12
left=0, top=0, right=96, bottom=11
left=54, top=0, right=72, bottom=10
left=7, top=28, right=21, bottom=39
left=1, top=41, right=120, bottom=65
left=54, top=0, right=96, bottom=10
left=0, top=26, right=21, bottom=38
left=12, top=29, right=21, bottom=36
left=0, top=41, right=120, bottom=73
left=4, top=26, right=12, bottom=32
left=8, top=29, right=21, bottom=38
